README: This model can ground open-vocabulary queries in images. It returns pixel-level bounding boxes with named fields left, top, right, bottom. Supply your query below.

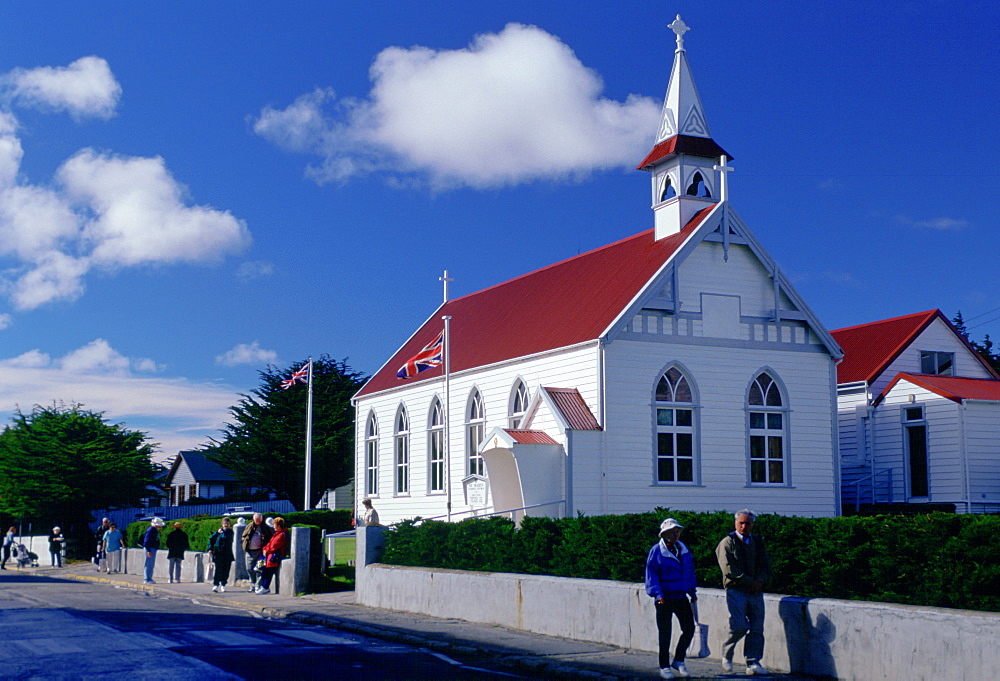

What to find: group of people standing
left=86, top=513, right=288, bottom=593
left=645, top=509, right=771, bottom=679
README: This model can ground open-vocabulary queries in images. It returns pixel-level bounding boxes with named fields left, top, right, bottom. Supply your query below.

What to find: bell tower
left=637, top=16, right=731, bottom=239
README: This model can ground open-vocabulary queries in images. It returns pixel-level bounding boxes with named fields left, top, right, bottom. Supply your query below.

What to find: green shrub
left=379, top=510, right=1000, bottom=612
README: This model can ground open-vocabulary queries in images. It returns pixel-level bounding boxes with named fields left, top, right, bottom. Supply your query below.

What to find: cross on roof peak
left=668, top=15, right=690, bottom=52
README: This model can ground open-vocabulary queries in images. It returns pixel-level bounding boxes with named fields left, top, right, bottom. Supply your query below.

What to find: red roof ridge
left=830, top=309, right=939, bottom=335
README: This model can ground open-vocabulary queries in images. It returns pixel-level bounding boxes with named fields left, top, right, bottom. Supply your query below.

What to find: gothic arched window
left=365, top=412, right=379, bottom=496
left=428, top=398, right=445, bottom=493
left=654, top=366, right=697, bottom=483
left=394, top=406, right=410, bottom=494
left=466, top=389, right=485, bottom=477
left=748, top=372, right=788, bottom=484
left=686, top=171, right=711, bottom=198
left=509, top=380, right=529, bottom=428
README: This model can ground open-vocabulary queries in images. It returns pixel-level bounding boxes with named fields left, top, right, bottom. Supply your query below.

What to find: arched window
left=365, top=412, right=379, bottom=496
left=748, top=372, right=787, bottom=484
left=654, top=366, right=697, bottom=483
left=509, top=380, right=529, bottom=428
left=394, top=406, right=410, bottom=494
left=466, top=390, right=485, bottom=477
left=685, top=171, right=711, bottom=198
left=428, top=398, right=445, bottom=493
left=660, top=176, right=676, bottom=201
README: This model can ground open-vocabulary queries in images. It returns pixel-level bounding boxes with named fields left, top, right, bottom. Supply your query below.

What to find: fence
left=89, top=500, right=297, bottom=532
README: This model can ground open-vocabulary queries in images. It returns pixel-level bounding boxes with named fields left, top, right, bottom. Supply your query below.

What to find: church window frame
left=364, top=412, right=379, bottom=497
left=428, top=398, right=445, bottom=494
left=746, top=370, right=790, bottom=485
left=393, top=406, right=410, bottom=495
left=466, top=389, right=486, bottom=477
left=508, top=379, right=529, bottom=428
left=653, top=364, right=699, bottom=484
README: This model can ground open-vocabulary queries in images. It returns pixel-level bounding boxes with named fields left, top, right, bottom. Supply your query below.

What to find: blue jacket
left=142, top=526, right=160, bottom=551
left=645, top=539, right=697, bottom=600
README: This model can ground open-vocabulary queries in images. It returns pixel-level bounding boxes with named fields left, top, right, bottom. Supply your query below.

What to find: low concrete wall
left=355, top=547, right=1000, bottom=681
left=123, top=549, right=205, bottom=582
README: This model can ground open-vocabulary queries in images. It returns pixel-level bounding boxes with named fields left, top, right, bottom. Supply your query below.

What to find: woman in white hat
left=141, top=517, right=165, bottom=584
left=48, top=527, right=66, bottom=567
left=645, top=518, right=697, bottom=679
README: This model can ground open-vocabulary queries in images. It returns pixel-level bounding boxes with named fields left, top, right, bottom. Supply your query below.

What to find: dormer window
left=686, top=171, right=711, bottom=198
left=920, top=351, right=954, bottom=375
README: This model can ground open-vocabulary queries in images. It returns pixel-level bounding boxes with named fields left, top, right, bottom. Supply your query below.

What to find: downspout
left=598, top=339, right=608, bottom=514
left=832, top=357, right=843, bottom=516
left=959, top=400, right=971, bottom=513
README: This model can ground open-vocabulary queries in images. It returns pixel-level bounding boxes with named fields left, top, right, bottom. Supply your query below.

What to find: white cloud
left=895, top=214, right=968, bottom=231
left=0, top=341, right=239, bottom=457
left=0, top=58, right=251, bottom=310
left=4, top=56, right=122, bottom=120
left=0, top=313, right=10, bottom=330
left=253, top=23, right=660, bottom=189
left=236, top=260, right=275, bottom=280
left=216, top=341, right=277, bottom=367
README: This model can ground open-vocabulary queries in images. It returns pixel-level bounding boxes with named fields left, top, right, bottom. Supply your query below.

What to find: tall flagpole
left=303, top=358, right=314, bottom=510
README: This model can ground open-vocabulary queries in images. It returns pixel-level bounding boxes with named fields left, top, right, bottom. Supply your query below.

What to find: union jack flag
left=281, top=362, right=310, bottom=390
left=396, top=331, right=443, bottom=379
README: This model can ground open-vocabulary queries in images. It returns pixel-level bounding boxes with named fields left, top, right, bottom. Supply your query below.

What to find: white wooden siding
left=963, top=401, right=1000, bottom=507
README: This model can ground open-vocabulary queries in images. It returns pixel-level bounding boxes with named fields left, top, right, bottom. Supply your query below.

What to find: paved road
left=0, top=570, right=528, bottom=680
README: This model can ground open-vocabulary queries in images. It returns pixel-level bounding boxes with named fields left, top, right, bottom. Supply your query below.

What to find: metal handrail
left=852, top=468, right=892, bottom=512
left=410, top=499, right=567, bottom=525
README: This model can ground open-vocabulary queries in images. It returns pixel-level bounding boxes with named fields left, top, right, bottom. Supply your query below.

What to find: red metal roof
left=504, top=429, right=560, bottom=445
left=878, top=373, right=1000, bottom=404
left=636, top=134, right=732, bottom=171
left=830, top=310, right=942, bottom=384
left=831, top=309, right=999, bottom=384
left=544, top=387, right=601, bottom=430
left=357, top=209, right=714, bottom=398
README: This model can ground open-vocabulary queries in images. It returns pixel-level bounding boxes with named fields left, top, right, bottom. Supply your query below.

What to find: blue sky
left=0, top=2, right=997, bottom=459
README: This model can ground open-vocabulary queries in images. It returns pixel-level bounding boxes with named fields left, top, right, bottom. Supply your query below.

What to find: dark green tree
left=953, top=310, right=1000, bottom=373
left=0, top=403, right=157, bottom=532
left=205, top=355, right=367, bottom=509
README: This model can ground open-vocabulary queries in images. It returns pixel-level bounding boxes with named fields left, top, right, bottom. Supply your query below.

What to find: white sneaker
left=255, top=587, right=269, bottom=595
left=722, top=659, right=733, bottom=673
left=659, top=668, right=674, bottom=680
left=672, top=661, right=690, bottom=677
left=211, top=585, right=218, bottom=592
left=746, top=662, right=768, bottom=675
left=219, top=585, right=225, bottom=593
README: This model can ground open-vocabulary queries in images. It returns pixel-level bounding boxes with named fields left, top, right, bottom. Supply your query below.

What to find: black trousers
left=213, top=559, right=232, bottom=586
left=655, top=597, right=695, bottom=668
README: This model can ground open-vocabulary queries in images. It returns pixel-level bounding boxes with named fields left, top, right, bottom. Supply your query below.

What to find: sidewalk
left=42, top=562, right=816, bottom=681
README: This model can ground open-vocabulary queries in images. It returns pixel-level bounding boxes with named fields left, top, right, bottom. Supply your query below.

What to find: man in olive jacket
left=715, top=509, right=771, bottom=676
left=241, top=513, right=274, bottom=590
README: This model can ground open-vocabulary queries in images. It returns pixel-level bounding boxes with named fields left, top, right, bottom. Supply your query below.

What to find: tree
left=953, top=311, right=1000, bottom=373
left=0, top=403, right=157, bottom=532
left=205, top=355, right=367, bottom=509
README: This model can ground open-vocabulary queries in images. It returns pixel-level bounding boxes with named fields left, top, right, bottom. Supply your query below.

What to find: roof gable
left=832, top=309, right=999, bottom=384
left=167, top=450, right=235, bottom=484
left=357, top=211, right=713, bottom=398
left=877, top=373, right=1000, bottom=405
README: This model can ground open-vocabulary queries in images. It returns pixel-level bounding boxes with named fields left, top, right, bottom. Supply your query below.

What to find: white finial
left=439, top=269, right=454, bottom=303
left=668, top=15, right=690, bottom=52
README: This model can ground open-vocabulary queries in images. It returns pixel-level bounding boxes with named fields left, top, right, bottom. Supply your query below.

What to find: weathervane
left=668, top=14, right=690, bottom=52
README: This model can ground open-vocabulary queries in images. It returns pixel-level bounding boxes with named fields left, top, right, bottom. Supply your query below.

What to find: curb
left=61, top=572, right=624, bottom=680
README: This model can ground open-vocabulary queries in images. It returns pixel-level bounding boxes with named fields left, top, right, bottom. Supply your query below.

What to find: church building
left=352, top=17, right=843, bottom=525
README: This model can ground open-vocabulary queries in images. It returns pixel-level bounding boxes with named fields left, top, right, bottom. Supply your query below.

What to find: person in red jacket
left=254, top=517, right=288, bottom=595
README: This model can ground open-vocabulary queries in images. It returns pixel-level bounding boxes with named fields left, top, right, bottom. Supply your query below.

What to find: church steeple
left=637, top=15, right=731, bottom=240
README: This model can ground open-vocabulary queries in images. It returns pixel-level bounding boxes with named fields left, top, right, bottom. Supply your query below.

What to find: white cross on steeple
left=713, top=155, right=734, bottom=202
left=439, top=269, right=454, bottom=303
left=668, top=15, right=690, bottom=52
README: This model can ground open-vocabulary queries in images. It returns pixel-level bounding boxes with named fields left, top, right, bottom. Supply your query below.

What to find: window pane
left=656, top=376, right=671, bottom=401
left=765, top=383, right=782, bottom=407
left=768, top=461, right=784, bottom=483
left=768, top=436, right=783, bottom=459
left=750, top=412, right=765, bottom=429
left=920, top=351, right=934, bottom=374
left=937, top=353, right=954, bottom=375
left=677, top=458, right=693, bottom=482
left=657, top=408, right=673, bottom=426
left=751, top=460, right=766, bottom=483
left=767, top=412, right=782, bottom=430
left=676, top=433, right=692, bottom=457
left=750, top=435, right=765, bottom=459
left=658, top=457, right=674, bottom=482
left=674, top=377, right=692, bottom=402
left=749, top=382, right=763, bottom=405
left=658, top=433, right=674, bottom=457
left=676, top=409, right=692, bottom=427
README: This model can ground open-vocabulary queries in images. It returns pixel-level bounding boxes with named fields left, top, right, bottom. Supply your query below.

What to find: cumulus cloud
left=0, top=57, right=251, bottom=310
left=253, top=23, right=660, bottom=189
left=3, top=56, right=122, bottom=120
left=215, top=341, right=277, bottom=367
left=0, top=340, right=233, bottom=457
left=895, top=214, right=968, bottom=231
left=0, top=313, right=10, bottom=330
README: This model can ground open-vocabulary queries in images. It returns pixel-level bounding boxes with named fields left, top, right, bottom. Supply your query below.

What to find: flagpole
left=443, top=315, right=452, bottom=522
left=304, top=358, right=314, bottom=511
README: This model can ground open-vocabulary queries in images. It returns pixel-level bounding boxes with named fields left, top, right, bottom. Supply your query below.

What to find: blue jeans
left=723, top=588, right=765, bottom=663
left=50, top=550, right=62, bottom=567
left=143, top=548, right=157, bottom=581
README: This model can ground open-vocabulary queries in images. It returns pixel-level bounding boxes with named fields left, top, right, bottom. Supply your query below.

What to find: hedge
left=380, top=510, right=1000, bottom=613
